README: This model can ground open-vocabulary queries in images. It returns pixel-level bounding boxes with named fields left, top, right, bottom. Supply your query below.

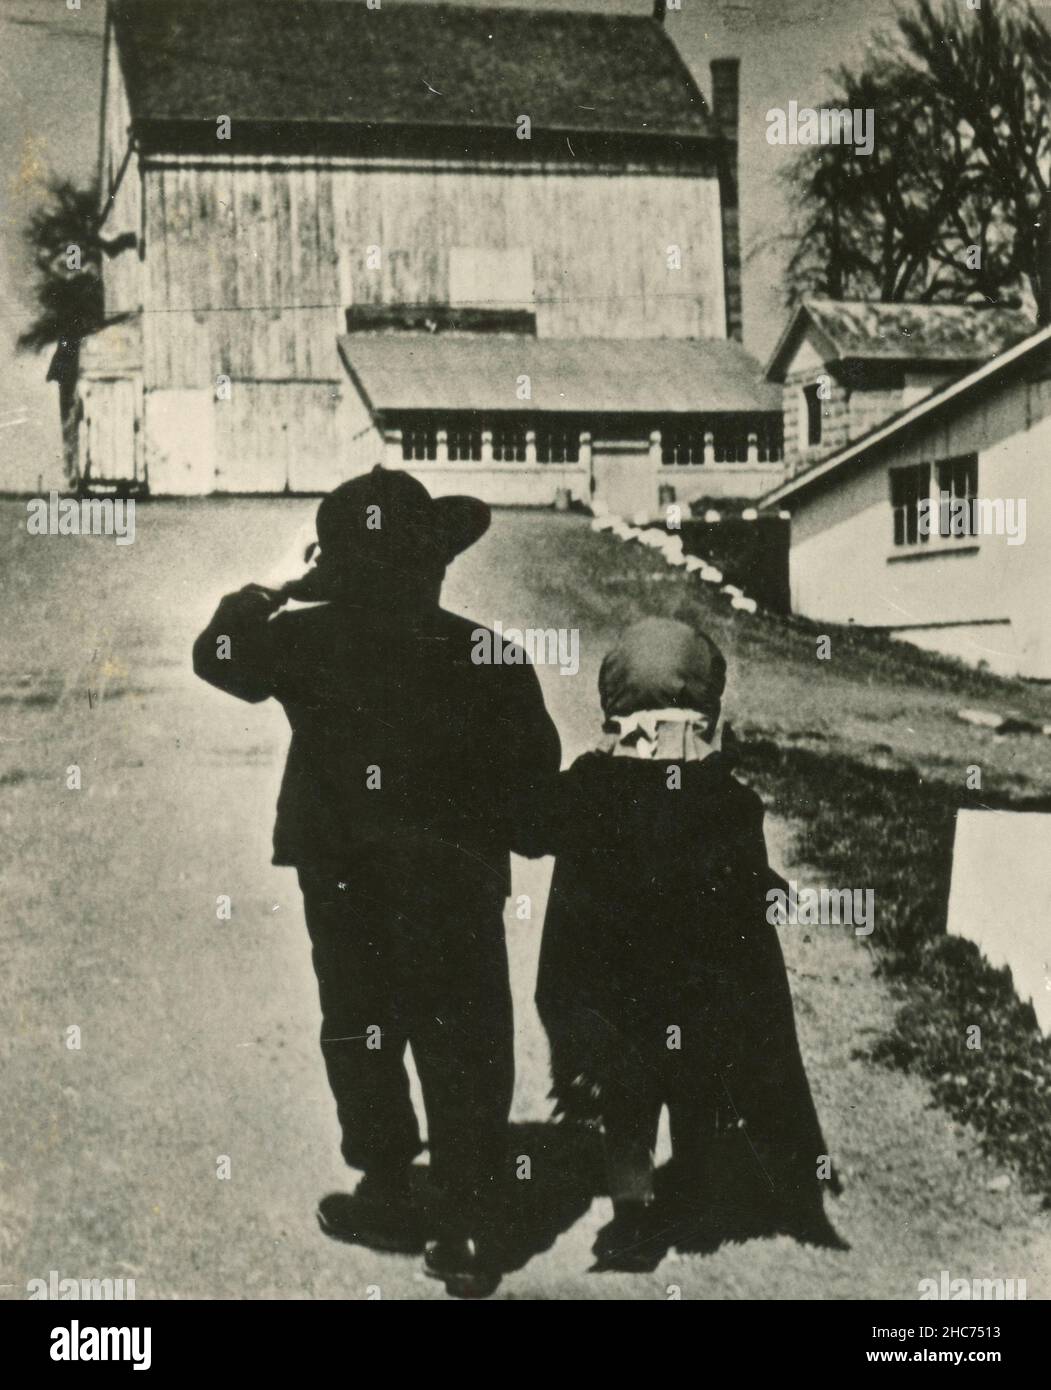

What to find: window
left=756, top=417, right=784, bottom=463
left=399, top=415, right=575, bottom=464
left=937, top=454, right=978, bottom=539
left=715, top=420, right=751, bottom=463
left=661, top=418, right=783, bottom=466
left=803, top=383, right=823, bottom=448
left=446, top=420, right=483, bottom=462
left=401, top=421, right=437, bottom=462
left=491, top=422, right=527, bottom=463
left=662, top=427, right=707, bottom=466
left=536, top=426, right=580, bottom=465
left=890, top=463, right=931, bottom=546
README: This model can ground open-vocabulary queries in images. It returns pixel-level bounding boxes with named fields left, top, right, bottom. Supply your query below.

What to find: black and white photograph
left=1, top=0, right=1050, bottom=1337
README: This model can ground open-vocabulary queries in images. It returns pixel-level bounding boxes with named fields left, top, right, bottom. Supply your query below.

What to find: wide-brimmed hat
left=316, top=465, right=490, bottom=569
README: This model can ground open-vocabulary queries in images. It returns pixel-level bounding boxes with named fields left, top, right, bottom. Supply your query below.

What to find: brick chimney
left=710, top=58, right=742, bottom=342
left=710, top=57, right=739, bottom=141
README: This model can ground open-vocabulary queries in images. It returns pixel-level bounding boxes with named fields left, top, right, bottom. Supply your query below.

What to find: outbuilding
left=762, top=323, right=1051, bottom=679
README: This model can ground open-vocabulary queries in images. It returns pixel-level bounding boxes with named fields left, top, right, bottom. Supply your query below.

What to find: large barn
left=70, top=0, right=782, bottom=512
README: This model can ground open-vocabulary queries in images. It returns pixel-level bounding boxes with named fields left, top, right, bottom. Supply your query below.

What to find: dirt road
left=2, top=500, right=1047, bottom=1299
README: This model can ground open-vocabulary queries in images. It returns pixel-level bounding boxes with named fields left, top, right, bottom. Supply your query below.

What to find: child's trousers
left=297, top=861, right=515, bottom=1233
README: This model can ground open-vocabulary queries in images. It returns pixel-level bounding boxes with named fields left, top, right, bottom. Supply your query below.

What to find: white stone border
left=590, top=511, right=759, bottom=615
left=590, top=511, right=1051, bottom=735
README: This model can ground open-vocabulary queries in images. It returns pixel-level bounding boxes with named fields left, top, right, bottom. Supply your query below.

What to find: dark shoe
left=592, top=1200, right=667, bottom=1272
left=424, top=1237, right=501, bottom=1299
left=317, top=1174, right=423, bottom=1255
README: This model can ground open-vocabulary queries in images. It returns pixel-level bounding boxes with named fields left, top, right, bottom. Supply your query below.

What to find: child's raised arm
left=192, top=584, right=288, bottom=704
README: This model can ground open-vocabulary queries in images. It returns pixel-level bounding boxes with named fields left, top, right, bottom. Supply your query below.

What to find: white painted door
left=82, top=376, right=141, bottom=484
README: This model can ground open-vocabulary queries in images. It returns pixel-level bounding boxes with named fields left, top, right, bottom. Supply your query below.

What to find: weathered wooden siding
left=658, top=462, right=786, bottom=504
left=391, top=458, right=591, bottom=507
left=145, top=378, right=373, bottom=495
left=81, top=377, right=141, bottom=483
left=99, top=24, right=142, bottom=317
left=141, top=156, right=726, bottom=389
left=213, top=381, right=356, bottom=493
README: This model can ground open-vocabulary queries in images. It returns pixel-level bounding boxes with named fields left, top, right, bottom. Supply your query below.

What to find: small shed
left=766, top=300, right=1033, bottom=474
left=762, top=323, right=1051, bottom=679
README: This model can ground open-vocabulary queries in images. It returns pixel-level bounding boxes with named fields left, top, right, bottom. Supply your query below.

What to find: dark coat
left=193, top=588, right=561, bottom=891
left=515, top=749, right=838, bottom=1228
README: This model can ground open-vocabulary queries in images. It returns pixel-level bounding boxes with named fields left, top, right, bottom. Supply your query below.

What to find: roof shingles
left=112, top=0, right=713, bottom=141
left=805, top=299, right=1034, bottom=363
left=762, top=321, right=1051, bottom=508
left=766, top=298, right=1034, bottom=381
left=337, top=335, right=780, bottom=416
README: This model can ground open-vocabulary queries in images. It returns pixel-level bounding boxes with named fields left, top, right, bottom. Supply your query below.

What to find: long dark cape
left=522, top=751, right=840, bottom=1237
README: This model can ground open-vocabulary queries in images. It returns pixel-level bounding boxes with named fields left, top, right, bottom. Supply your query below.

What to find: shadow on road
left=319, top=1118, right=846, bottom=1277
left=495, top=1120, right=603, bottom=1272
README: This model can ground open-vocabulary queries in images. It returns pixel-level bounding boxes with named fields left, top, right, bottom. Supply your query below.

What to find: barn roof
left=765, top=299, right=1034, bottom=382
left=110, top=0, right=714, bottom=144
left=337, top=335, right=780, bottom=416
left=761, top=322, right=1051, bottom=509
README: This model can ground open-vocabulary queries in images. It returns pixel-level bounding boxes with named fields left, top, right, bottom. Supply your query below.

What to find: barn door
left=82, top=376, right=141, bottom=485
left=214, top=381, right=347, bottom=493
left=214, top=383, right=289, bottom=493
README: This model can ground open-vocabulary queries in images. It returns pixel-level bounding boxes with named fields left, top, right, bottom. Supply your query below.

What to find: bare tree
left=899, top=0, right=1051, bottom=321
left=771, top=0, right=1050, bottom=320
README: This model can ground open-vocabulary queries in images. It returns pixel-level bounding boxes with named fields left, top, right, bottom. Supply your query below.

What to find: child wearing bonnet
left=515, top=616, right=842, bottom=1268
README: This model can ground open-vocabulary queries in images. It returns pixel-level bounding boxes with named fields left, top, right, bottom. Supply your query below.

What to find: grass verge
left=533, top=520, right=1051, bottom=1201
left=740, top=738, right=1051, bottom=1202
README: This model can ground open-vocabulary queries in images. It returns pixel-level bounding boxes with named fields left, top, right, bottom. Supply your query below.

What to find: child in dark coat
left=515, top=617, right=842, bottom=1269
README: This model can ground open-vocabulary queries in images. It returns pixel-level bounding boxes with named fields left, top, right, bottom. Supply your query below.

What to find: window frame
left=936, top=453, right=979, bottom=541
left=400, top=418, right=438, bottom=463
left=535, top=424, right=580, bottom=465
left=803, top=382, right=823, bottom=449
left=889, top=461, right=932, bottom=548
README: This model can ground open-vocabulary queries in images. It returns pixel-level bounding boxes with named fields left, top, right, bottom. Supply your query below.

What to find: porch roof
left=337, top=335, right=780, bottom=418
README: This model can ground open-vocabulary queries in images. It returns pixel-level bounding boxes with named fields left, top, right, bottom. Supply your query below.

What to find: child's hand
left=217, top=584, right=287, bottom=616
left=279, top=564, right=329, bottom=603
